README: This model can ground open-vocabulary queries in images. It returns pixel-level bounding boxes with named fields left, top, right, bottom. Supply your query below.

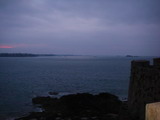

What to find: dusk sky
left=0, top=0, right=160, bottom=56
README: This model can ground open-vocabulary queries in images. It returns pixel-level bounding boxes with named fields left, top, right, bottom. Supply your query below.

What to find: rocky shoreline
left=15, top=92, right=130, bottom=120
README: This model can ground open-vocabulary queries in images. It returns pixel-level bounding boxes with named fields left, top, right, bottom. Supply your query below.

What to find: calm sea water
left=0, top=56, right=153, bottom=119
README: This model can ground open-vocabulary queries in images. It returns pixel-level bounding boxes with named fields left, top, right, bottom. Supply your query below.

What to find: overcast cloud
left=0, top=0, right=160, bottom=56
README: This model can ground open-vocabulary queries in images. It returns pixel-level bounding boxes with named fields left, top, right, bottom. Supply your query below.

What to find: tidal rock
left=15, top=92, right=122, bottom=120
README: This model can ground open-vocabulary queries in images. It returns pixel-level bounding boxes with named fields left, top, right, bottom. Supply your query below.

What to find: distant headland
left=0, top=53, right=38, bottom=57
left=0, top=53, right=77, bottom=57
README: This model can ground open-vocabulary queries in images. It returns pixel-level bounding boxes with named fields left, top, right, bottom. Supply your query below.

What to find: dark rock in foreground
left=15, top=93, right=124, bottom=120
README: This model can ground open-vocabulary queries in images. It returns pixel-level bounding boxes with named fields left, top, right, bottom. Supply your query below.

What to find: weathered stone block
left=146, top=102, right=160, bottom=120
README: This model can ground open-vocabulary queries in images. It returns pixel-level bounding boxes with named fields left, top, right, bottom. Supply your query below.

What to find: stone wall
left=128, top=58, right=160, bottom=120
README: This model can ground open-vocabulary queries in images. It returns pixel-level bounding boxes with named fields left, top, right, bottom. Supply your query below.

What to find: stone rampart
left=128, top=58, right=160, bottom=120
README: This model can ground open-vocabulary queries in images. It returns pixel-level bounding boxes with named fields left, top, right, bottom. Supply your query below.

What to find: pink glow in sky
left=0, top=44, right=27, bottom=48
left=0, top=44, right=47, bottom=49
left=0, top=45, right=14, bottom=48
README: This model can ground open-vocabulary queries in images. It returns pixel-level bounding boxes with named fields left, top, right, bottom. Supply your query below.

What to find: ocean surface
left=0, top=56, right=153, bottom=119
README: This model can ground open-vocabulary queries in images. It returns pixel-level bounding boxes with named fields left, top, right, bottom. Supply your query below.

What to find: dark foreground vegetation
left=15, top=93, right=130, bottom=120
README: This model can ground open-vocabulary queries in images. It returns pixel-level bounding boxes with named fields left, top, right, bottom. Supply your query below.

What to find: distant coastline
left=0, top=53, right=72, bottom=57
left=0, top=53, right=82, bottom=57
left=0, top=53, right=38, bottom=57
left=0, top=53, right=156, bottom=58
